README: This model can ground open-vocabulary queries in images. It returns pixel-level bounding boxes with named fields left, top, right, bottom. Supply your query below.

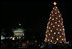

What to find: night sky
left=0, top=0, right=72, bottom=41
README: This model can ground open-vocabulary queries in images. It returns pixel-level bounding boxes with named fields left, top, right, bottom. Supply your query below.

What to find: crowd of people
left=1, top=39, right=72, bottom=48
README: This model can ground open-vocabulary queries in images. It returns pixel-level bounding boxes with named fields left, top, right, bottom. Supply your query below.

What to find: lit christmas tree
left=44, top=2, right=66, bottom=43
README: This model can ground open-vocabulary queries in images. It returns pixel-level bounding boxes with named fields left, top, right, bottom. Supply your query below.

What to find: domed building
left=11, top=23, right=25, bottom=40
left=13, top=28, right=24, bottom=39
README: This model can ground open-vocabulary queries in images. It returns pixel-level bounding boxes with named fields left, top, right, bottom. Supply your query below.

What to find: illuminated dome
left=13, top=28, right=24, bottom=37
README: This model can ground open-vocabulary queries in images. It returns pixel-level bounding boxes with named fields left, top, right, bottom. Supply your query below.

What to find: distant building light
left=12, top=37, right=15, bottom=40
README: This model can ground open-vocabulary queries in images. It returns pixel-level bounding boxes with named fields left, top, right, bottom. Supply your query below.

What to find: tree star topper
left=53, top=2, right=57, bottom=5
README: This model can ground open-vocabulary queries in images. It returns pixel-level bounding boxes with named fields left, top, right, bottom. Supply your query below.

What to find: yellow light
left=59, top=36, right=61, bottom=38
left=59, top=15, right=61, bottom=17
left=62, top=26, right=64, bottom=27
left=56, top=38, right=59, bottom=41
left=54, top=32, right=56, bottom=34
left=58, top=25, right=60, bottom=27
left=53, top=2, right=57, bottom=5
left=60, top=29, right=62, bottom=31
left=62, top=33, right=64, bottom=35
left=56, top=29, right=58, bottom=31
left=51, top=40, right=52, bottom=42
left=50, top=30, right=52, bottom=32
left=52, top=18, right=54, bottom=20
left=50, top=17, right=51, bottom=19
left=62, top=39, right=64, bottom=40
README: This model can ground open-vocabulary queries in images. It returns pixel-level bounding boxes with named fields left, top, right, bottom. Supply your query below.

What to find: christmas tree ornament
left=54, top=32, right=56, bottom=35
left=48, top=21, right=50, bottom=25
left=52, top=14, right=54, bottom=16
left=46, top=34, right=48, bottom=37
left=53, top=7, right=54, bottom=9
left=59, top=15, right=61, bottom=17
left=55, top=9, right=56, bottom=11
left=60, top=29, right=62, bottom=31
left=50, top=14, right=51, bottom=15
left=62, top=33, right=65, bottom=36
left=59, top=36, right=61, bottom=38
left=51, top=11, right=53, bottom=14
left=47, top=26, right=48, bottom=28
left=50, top=30, right=53, bottom=32
left=55, top=22, right=57, bottom=24
left=62, top=39, right=64, bottom=40
left=51, top=22, right=53, bottom=26
left=58, top=32, right=60, bottom=34
left=58, top=11, right=60, bottom=13
left=48, top=39, right=50, bottom=41
left=50, top=17, right=52, bottom=19
left=49, top=33, right=50, bottom=36
left=56, top=7, right=57, bottom=9
left=49, top=27, right=51, bottom=29
left=53, top=25, right=55, bottom=28
left=56, top=38, right=59, bottom=41
left=62, top=26, right=64, bottom=27
left=58, top=20, right=60, bottom=22
left=56, top=28, right=58, bottom=31
left=55, top=12, right=57, bottom=14
left=47, top=30, right=49, bottom=32
left=61, top=23, right=63, bottom=25
left=52, top=18, right=54, bottom=20
left=46, top=31, right=47, bottom=33
left=56, top=17, right=58, bottom=19
left=51, top=40, right=52, bottom=42
left=52, top=37, right=54, bottom=39
left=58, top=25, right=60, bottom=27
left=63, top=28, right=64, bottom=31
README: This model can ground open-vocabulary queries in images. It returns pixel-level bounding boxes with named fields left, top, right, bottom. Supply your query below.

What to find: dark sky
left=0, top=0, right=72, bottom=41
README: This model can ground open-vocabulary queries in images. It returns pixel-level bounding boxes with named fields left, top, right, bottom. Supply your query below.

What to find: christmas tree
left=45, top=2, right=66, bottom=43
